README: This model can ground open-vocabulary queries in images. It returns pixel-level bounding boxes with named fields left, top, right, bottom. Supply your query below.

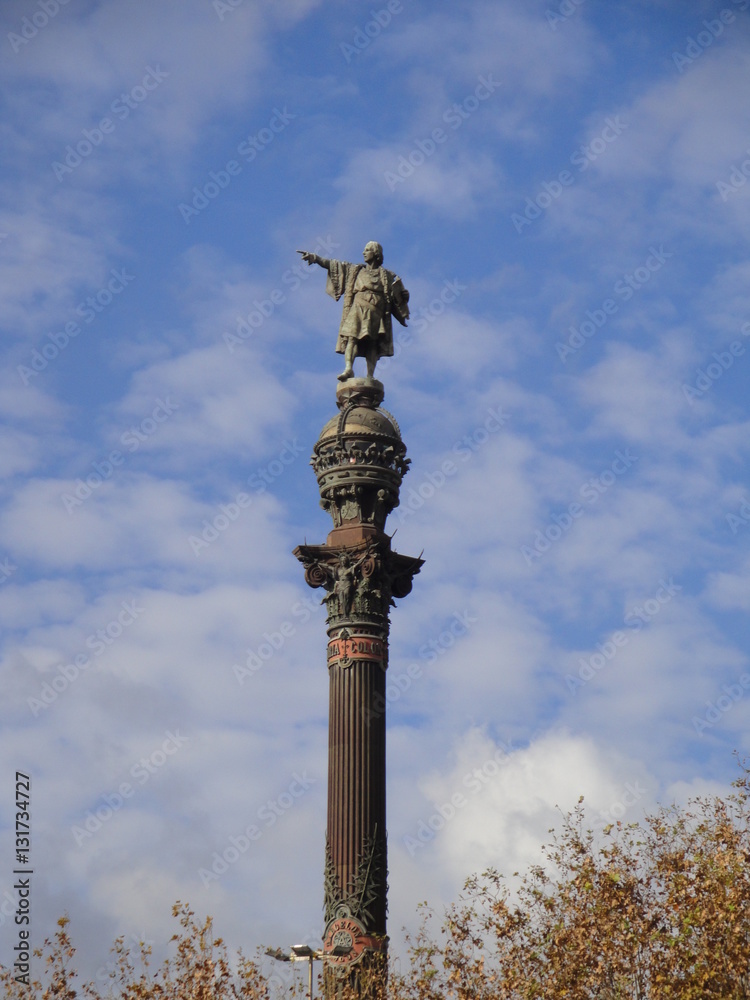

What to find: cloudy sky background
left=2, top=0, right=750, bottom=984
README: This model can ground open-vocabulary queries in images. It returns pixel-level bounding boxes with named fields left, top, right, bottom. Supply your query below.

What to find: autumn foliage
left=390, top=766, right=750, bottom=1000
left=3, top=767, right=750, bottom=1000
left=1, top=906, right=272, bottom=1000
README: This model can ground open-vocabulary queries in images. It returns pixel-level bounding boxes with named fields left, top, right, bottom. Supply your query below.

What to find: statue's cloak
left=325, top=260, right=409, bottom=358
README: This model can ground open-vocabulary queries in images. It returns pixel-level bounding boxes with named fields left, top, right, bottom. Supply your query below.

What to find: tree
left=4, top=768, right=750, bottom=1000
left=388, top=765, right=750, bottom=999
left=1, top=905, right=273, bottom=1000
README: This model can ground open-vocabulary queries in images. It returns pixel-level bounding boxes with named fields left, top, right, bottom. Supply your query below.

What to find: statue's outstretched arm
left=297, top=251, right=330, bottom=270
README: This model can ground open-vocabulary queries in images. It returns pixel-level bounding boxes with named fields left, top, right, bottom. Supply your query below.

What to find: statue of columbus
left=297, top=242, right=410, bottom=381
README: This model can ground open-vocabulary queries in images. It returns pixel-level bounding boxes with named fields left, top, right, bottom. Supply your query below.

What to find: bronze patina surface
left=297, top=243, right=410, bottom=381
left=294, top=370, right=422, bottom=995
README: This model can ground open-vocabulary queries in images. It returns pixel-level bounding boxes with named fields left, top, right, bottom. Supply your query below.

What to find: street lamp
left=291, top=945, right=317, bottom=1000
left=266, top=942, right=351, bottom=1000
left=266, top=944, right=321, bottom=1000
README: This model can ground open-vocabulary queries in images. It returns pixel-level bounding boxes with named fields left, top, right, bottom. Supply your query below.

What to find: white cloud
left=704, top=561, right=750, bottom=612
left=392, top=728, right=656, bottom=909
left=0, top=198, right=124, bottom=337
left=593, top=43, right=750, bottom=190
left=0, top=473, right=292, bottom=578
left=1, top=1, right=270, bottom=155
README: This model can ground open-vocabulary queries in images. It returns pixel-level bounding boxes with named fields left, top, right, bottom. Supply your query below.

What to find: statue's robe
left=324, top=259, right=409, bottom=358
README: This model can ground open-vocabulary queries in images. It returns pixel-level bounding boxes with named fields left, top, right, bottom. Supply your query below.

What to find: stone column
left=294, top=378, right=422, bottom=996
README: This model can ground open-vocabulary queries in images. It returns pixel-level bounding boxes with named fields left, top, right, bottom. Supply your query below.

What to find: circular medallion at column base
left=323, top=915, right=387, bottom=968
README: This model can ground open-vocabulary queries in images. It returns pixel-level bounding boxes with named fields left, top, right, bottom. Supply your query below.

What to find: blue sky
left=2, top=0, right=750, bottom=984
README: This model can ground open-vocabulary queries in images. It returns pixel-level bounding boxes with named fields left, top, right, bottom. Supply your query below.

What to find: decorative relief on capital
left=294, top=540, right=422, bottom=626
left=311, top=438, right=410, bottom=478
left=311, top=442, right=408, bottom=530
left=297, top=541, right=379, bottom=620
left=303, top=559, right=330, bottom=590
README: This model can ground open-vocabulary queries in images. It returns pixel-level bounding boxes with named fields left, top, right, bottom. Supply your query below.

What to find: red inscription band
left=327, top=634, right=385, bottom=667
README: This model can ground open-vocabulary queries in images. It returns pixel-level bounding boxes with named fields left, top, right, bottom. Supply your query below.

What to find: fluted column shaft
left=327, top=654, right=387, bottom=933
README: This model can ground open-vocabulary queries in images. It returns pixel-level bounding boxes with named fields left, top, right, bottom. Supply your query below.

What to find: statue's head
left=363, top=241, right=384, bottom=266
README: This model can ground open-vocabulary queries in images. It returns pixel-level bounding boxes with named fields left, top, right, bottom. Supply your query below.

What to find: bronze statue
left=297, top=242, right=410, bottom=381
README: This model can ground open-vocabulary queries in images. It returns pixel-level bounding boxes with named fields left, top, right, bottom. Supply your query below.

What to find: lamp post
left=291, top=944, right=318, bottom=1000
left=266, top=943, right=350, bottom=1000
